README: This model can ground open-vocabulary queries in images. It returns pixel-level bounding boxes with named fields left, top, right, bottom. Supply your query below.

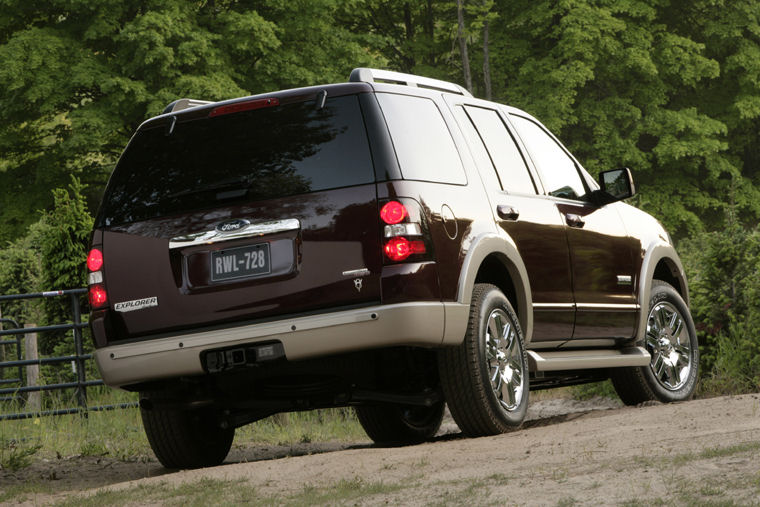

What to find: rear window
left=98, top=95, right=375, bottom=227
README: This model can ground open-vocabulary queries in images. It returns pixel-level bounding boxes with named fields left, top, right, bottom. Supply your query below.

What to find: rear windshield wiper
left=166, top=178, right=251, bottom=201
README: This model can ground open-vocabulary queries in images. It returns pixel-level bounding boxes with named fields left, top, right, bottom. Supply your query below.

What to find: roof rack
left=162, top=98, right=214, bottom=115
left=349, top=68, right=473, bottom=97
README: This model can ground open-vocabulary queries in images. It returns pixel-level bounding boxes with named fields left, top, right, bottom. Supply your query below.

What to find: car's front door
left=508, top=113, right=639, bottom=342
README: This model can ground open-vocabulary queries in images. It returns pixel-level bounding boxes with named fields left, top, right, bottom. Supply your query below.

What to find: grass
left=1, top=388, right=150, bottom=465
left=1, top=387, right=366, bottom=471
left=57, top=476, right=407, bottom=506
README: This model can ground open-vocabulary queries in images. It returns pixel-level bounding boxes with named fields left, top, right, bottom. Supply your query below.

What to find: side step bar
left=527, top=347, right=651, bottom=372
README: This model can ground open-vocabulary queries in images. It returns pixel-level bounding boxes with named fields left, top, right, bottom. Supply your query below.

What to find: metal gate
left=0, top=288, right=136, bottom=421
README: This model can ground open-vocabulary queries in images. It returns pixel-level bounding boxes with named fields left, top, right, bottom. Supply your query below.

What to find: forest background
left=0, top=0, right=758, bottom=394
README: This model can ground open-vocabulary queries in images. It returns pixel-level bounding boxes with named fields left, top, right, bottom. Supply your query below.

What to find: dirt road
left=11, top=394, right=760, bottom=505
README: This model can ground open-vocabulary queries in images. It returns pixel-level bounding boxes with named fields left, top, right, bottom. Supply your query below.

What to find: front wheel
left=611, top=280, right=699, bottom=405
left=438, top=283, right=529, bottom=436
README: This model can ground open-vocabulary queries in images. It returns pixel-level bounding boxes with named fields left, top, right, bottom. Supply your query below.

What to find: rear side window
left=376, top=93, right=466, bottom=185
left=98, top=95, right=375, bottom=226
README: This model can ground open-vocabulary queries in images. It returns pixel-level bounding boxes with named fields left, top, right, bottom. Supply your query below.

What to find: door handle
left=497, top=205, right=520, bottom=221
left=565, top=213, right=585, bottom=228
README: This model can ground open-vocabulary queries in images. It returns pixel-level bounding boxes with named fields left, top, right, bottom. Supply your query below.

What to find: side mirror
left=590, top=168, right=636, bottom=205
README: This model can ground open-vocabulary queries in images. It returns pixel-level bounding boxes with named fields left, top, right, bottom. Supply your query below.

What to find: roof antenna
left=315, top=89, right=327, bottom=110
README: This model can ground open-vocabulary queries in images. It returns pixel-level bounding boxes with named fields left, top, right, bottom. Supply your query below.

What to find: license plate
left=211, top=243, right=271, bottom=282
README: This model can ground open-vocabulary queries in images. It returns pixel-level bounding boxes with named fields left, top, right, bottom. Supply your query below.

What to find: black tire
left=355, top=401, right=445, bottom=444
left=140, top=404, right=234, bottom=469
left=611, top=280, right=699, bottom=406
left=438, top=283, right=529, bottom=437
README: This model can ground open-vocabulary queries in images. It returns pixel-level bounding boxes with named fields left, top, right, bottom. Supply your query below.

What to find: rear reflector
left=209, top=97, right=280, bottom=118
left=89, top=285, right=108, bottom=308
left=87, top=248, right=104, bottom=272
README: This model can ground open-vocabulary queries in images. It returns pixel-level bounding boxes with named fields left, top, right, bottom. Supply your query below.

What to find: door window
left=451, top=106, right=502, bottom=191
left=465, top=106, right=537, bottom=195
left=510, top=115, right=586, bottom=200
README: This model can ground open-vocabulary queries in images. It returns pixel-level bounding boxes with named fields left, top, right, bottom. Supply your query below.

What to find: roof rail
left=349, top=68, right=473, bottom=97
left=162, top=98, right=214, bottom=115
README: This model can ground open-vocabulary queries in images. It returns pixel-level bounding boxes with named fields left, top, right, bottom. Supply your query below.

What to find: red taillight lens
left=87, top=248, right=103, bottom=272
left=384, top=237, right=426, bottom=261
left=89, top=285, right=108, bottom=308
left=380, top=201, right=408, bottom=225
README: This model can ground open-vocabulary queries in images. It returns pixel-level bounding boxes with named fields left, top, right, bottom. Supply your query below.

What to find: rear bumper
left=95, top=301, right=468, bottom=388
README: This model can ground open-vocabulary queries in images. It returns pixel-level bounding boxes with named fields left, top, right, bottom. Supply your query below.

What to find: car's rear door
left=448, top=98, right=576, bottom=342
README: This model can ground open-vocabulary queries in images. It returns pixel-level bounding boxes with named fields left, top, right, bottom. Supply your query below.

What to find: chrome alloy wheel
left=645, top=301, right=693, bottom=391
left=484, top=309, right=524, bottom=411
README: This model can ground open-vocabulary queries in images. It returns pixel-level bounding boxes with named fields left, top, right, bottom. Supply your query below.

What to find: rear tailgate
left=93, top=90, right=382, bottom=342
left=101, top=186, right=381, bottom=341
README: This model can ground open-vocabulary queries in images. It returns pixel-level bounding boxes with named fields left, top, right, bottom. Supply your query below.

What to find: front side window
left=376, top=93, right=466, bottom=185
left=509, top=115, right=586, bottom=200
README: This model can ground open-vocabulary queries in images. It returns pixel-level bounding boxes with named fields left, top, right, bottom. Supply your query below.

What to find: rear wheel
left=438, top=283, right=529, bottom=436
left=611, top=280, right=699, bottom=405
left=140, top=403, right=234, bottom=469
left=355, top=401, right=445, bottom=444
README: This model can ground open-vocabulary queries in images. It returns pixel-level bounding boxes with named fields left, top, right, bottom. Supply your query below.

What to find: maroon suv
left=88, top=68, right=699, bottom=469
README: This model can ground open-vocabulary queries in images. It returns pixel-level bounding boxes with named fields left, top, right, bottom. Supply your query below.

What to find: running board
left=527, top=347, right=651, bottom=372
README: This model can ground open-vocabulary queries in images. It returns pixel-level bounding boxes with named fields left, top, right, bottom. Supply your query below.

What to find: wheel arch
left=636, top=239, right=690, bottom=343
left=456, top=233, right=533, bottom=344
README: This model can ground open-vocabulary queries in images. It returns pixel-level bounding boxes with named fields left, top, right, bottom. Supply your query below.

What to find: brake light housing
left=86, top=247, right=108, bottom=309
left=380, top=199, right=429, bottom=263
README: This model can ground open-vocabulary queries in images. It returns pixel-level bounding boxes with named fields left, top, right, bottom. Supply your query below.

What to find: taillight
left=380, top=201, right=408, bottom=225
left=380, top=199, right=428, bottom=262
left=384, top=237, right=426, bottom=262
left=89, top=285, right=108, bottom=308
left=87, top=247, right=108, bottom=309
left=87, top=248, right=103, bottom=271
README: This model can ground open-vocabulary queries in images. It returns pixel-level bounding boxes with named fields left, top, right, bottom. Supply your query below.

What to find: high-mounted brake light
left=87, top=248, right=103, bottom=272
left=209, top=97, right=280, bottom=118
left=89, top=285, right=108, bottom=308
left=380, top=201, right=408, bottom=225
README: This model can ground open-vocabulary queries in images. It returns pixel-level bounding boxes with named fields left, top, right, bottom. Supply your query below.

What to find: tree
left=0, top=0, right=382, bottom=244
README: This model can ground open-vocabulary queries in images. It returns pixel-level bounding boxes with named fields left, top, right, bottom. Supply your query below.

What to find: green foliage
left=680, top=214, right=760, bottom=393
left=0, top=441, right=41, bottom=472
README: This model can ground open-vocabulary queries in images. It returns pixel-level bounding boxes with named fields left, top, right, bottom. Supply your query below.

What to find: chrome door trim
left=576, top=303, right=640, bottom=311
left=169, top=219, right=301, bottom=249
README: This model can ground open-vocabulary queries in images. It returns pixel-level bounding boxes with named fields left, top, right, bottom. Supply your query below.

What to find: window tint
left=465, top=106, right=536, bottom=194
left=509, top=115, right=586, bottom=200
left=452, top=106, right=501, bottom=191
left=376, top=93, right=466, bottom=185
left=98, top=95, right=375, bottom=226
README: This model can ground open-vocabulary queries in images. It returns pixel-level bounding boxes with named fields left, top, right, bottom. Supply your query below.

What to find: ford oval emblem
left=216, top=219, right=250, bottom=233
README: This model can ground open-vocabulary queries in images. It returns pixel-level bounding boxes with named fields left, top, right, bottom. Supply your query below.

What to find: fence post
left=24, top=323, right=41, bottom=412
left=71, top=293, right=88, bottom=416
